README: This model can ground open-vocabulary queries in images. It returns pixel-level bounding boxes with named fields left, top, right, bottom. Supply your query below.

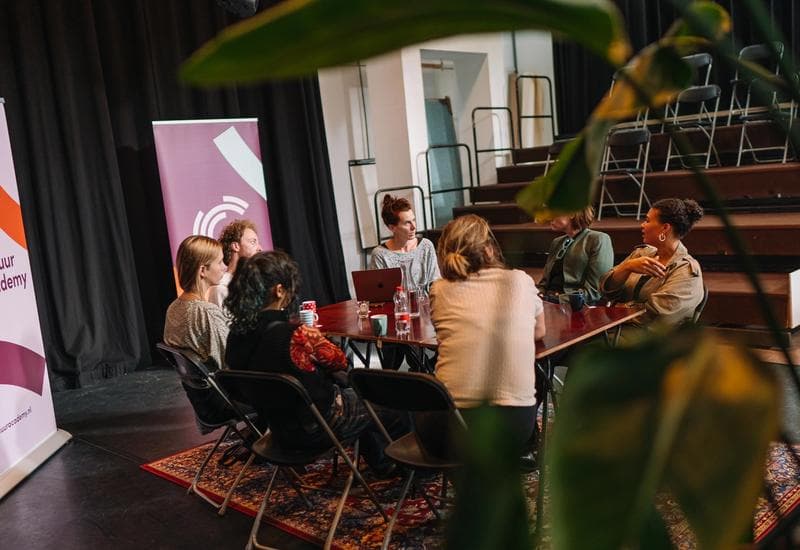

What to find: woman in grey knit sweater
left=369, top=194, right=440, bottom=291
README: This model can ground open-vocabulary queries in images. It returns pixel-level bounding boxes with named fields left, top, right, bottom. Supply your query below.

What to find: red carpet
left=142, top=442, right=800, bottom=548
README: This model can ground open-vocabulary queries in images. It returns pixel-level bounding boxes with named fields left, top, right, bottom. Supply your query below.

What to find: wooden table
left=318, top=298, right=644, bottom=538
left=316, top=299, right=645, bottom=359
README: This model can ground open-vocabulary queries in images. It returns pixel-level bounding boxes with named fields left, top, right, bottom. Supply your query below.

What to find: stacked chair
left=729, top=43, right=794, bottom=165
left=598, top=66, right=653, bottom=220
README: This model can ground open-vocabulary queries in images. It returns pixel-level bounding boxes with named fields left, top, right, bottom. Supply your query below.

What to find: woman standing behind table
left=538, top=206, right=614, bottom=305
left=369, top=194, right=440, bottom=290
left=600, top=198, right=705, bottom=327
left=163, top=235, right=230, bottom=423
left=428, top=214, right=546, bottom=457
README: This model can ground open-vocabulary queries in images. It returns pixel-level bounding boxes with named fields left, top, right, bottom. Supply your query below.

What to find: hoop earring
left=658, top=233, right=666, bottom=242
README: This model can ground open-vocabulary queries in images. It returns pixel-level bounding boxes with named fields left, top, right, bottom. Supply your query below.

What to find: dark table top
left=316, top=299, right=645, bottom=359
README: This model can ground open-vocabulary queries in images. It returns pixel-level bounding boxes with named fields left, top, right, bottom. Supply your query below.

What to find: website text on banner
left=0, top=98, right=70, bottom=498
left=153, top=118, right=273, bottom=290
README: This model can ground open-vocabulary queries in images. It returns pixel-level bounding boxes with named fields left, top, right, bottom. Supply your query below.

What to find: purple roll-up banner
left=0, top=98, right=69, bottom=497
left=153, top=118, right=273, bottom=287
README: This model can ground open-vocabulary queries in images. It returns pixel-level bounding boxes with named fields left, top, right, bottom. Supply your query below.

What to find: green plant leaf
left=667, top=0, right=731, bottom=42
left=548, top=326, right=779, bottom=550
left=181, top=0, right=631, bottom=84
left=446, top=405, right=532, bottom=550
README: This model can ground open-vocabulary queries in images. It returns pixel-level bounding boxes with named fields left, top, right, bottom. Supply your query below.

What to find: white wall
left=318, top=32, right=555, bottom=297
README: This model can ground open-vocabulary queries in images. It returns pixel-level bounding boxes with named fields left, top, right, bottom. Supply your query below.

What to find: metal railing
left=471, top=106, right=515, bottom=186
left=515, top=74, right=556, bottom=148
left=424, top=143, right=474, bottom=228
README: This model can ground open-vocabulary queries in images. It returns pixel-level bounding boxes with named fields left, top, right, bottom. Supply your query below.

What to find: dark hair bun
left=683, top=199, right=704, bottom=225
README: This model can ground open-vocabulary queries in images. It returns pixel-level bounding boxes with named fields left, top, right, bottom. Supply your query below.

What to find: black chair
left=735, top=58, right=794, bottom=166
left=663, top=84, right=722, bottom=170
left=349, top=369, right=466, bottom=550
left=543, top=138, right=571, bottom=175
left=692, top=285, right=710, bottom=325
left=214, top=370, right=388, bottom=550
left=597, top=127, right=652, bottom=220
left=727, top=43, right=784, bottom=127
left=662, top=53, right=713, bottom=130
left=156, top=343, right=259, bottom=515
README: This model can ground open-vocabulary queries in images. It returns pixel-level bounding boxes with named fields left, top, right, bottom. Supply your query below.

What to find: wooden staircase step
left=497, top=122, right=791, bottom=184
left=429, top=212, right=800, bottom=258
left=513, top=268, right=798, bottom=330
left=471, top=162, right=800, bottom=207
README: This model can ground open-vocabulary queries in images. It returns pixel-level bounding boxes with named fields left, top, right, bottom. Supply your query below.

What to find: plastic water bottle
left=393, top=286, right=411, bottom=335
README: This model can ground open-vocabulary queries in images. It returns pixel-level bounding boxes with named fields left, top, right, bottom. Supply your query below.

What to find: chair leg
left=188, top=426, right=231, bottom=508
left=249, top=466, right=281, bottom=550
left=219, top=452, right=255, bottom=516
left=325, top=467, right=355, bottom=550
left=332, top=440, right=389, bottom=522
left=279, top=468, right=313, bottom=510
left=381, top=471, right=415, bottom=550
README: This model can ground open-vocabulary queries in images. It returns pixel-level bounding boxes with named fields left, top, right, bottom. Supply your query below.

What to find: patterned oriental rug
left=142, top=442, right=800, bottom=549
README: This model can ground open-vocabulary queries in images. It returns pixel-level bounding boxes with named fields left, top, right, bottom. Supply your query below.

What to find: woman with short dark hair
left=537, top=206, right=614, bottom=305
left=600, top=198, right=705, bottom=326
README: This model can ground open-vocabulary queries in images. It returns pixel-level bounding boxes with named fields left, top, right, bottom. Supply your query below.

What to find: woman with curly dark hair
left=224, top=250, right=404, bottom=474
left=600, top=198, right=705, bottom=326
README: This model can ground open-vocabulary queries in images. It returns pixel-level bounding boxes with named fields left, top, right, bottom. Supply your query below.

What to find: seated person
left=538, top=206, right=613, bottom=305
left=163, top=235, right=231, bottom=423
left=600, top=198, right=705, bottom=326
left=370, top=194, right=440, bottom=370
left=225, top=250, right=405, bottom=473
left=425, top=214, right=546, bottom=460
left=369, top=194, right=440, bottom=289
left=208, top=219, right=262, bottom=307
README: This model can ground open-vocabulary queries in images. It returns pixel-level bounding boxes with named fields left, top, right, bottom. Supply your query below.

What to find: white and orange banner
left=153, top=119, right=273, bottom=273
left=0, top=99, right=69, bottom=498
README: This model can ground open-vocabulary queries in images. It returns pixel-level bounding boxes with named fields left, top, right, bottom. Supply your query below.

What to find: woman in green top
left=537, top=206, right=614, bottom=305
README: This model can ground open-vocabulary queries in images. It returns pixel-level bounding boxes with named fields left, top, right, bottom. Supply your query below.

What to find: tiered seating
left=431, top=125, right=800, bottom=341
left=425, top=44, right=800, bottom=344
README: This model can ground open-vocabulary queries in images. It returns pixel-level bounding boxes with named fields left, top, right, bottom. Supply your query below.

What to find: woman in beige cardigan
left=426, top=214, right=546, bottom=458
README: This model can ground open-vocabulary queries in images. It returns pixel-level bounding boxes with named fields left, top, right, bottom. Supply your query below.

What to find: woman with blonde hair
left=428, top=214, right=546, bottom=458
left=538, top=206, right=613, bottom=305
left=163, top=235, right=230, bottom=421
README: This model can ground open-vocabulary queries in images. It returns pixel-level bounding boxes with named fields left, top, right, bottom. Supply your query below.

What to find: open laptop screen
left=351, top=268, right=402, bottom=303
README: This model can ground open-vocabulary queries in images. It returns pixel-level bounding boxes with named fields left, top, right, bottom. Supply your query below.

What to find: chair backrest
left=692, top=285, right=710, bottom=324
left=349, top=369, right=457, bottom=413
left=606, top=127, right=650, bottom=148
left=157, top=342, right=212, bottom=390
left=157, top=342, right=250, bottom=430
left=683, top=52, right=713, bottom=86
left=738, top=42, right=783, bottom=74
left=215, top=370, right=313, bottom=412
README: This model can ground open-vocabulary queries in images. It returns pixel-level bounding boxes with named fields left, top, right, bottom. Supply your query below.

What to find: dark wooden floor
left=0, top=368, right=315, bottom=550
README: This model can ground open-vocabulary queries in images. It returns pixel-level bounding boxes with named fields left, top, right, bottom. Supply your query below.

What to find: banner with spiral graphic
left=153, top=118, right=273, bottom=289
left=0, top=98, right=69, bottom=497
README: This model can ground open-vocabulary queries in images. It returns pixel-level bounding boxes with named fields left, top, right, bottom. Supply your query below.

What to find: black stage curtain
left=554, top=0, right=800, bottom=136
left=0, top=0, right=350, bottom=389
